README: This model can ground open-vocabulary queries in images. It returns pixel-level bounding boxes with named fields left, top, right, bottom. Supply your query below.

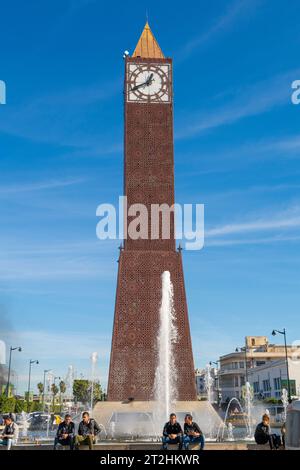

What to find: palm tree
left=59, top=380, right=66, bottom=413
left=51, top=384, right=59, bottom=412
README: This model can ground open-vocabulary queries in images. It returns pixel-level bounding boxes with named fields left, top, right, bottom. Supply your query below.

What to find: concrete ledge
left=247, top=443, right=285, bottom=451
left=0, top=442, right=248, bottom=451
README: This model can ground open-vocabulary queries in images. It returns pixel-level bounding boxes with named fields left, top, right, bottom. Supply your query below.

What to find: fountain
left=204, top=363, right=215, bottom=438
left=93, top=270, right=222, bottom=442
left=281, top=388, right=288, bottom=422
left=204, top=364, right=214, bottom=404
left=20, top=411, right=29, bottom=438
left=244, top=382, right=254, bottom=438
left=153, top=271, right=178, bottom=432
left=90, top=352, right=98, bottom=413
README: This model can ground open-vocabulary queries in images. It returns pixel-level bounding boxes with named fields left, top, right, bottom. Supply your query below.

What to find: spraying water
left=153, top=271, right=178, bottom=430
left=245, top=382, right=253, bottom=437
left=204, top=364, right=214, bottom=404
left=281, top=388, right=288, bottom=422
left=90, top=352, right=98, bottom=412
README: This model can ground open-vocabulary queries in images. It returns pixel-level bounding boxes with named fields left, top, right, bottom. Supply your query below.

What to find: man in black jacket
left=254, top=414, right=281, bottom=449
left=75, top=412, right=101, bottom=450
left=162, top=413, right=183, bottom=450
left=54, top=414, right=75, bottom=450
left=183, top=414, right=205, bottom=450
left=0, top=415, right=19, bottom=450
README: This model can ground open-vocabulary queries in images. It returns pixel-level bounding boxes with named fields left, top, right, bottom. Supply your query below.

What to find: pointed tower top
left=132, top=22, right=165, bottom=59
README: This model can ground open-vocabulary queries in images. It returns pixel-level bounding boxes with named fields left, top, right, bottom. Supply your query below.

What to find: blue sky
left=0, top=0, right=300, bottom=394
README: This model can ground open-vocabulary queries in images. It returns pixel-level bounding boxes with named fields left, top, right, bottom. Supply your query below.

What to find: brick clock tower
left=107, top=23, right=197, bottom=402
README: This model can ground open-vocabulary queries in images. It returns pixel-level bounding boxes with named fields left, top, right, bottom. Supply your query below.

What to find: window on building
left=256, top=361, right=266, bottom=367
left=220, top=376, right=234, bottom=388
left=240, top=376, right=245, bottom=387
left=253, top=381, right=260, bottom=394
left=234, top=376, right=239, bottom=387
left=239, top=362, right=245, bottom=368
left=251, top=338, right=256, bottom=346
left=274, top=377, right=281, bottom=391
left=263, top=379, right=271, bottom=392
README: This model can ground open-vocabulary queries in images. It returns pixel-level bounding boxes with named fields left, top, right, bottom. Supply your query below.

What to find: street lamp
left=27, top=359, right=39, bottom=405
left=272, top=328, right=291, bottom=402
left=5, top=346, right=22, bottom=397
left=42, top=369, right=52, bottom=411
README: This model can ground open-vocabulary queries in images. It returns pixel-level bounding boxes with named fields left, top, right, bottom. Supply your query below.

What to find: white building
left=248, top=358, right=300, bottom=400
left=195, top=367, right=218, bottom=402
left=219, top=336, right=300, bottom=403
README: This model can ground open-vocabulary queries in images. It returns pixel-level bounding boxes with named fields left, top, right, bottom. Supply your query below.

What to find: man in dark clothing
left=0, top=415, right=19, bottom=450
left=183, top=414, right=205, bottom=450
left=254, top=414, right=281, bottom=450
left=162, top=413, right=183, bottom=450
left=54, top=414, right=75, bottom=450
left=75, top=411, right=101, bottom=450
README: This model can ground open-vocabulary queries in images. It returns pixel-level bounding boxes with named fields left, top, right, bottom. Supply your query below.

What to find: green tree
left=73, top=379, right=103, bottom=405
left=15, top=400, right=27, bottom=413
left=37, top=382, right=44, bottom=396
left=92, top=381, right=102, bottom=404
left=59, top=380, right=66, bottom=394
left=73, top=379, right=90, bottom=404
left=0, top=394, right=16, bottom=413
left=51, top=384, right=59, bottom=412
left=32, top=401, right=43, bottom=412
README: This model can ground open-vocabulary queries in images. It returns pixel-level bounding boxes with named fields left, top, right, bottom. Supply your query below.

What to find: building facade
left=248, top=358, right=300, bottom=400
left=219, top=336, right=300, bottom=403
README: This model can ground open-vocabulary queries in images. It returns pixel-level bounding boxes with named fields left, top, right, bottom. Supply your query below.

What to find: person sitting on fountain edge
left=54, top=414, right=75, bottom=450
left=183, top=414, right=205, bottom=450
left=0, top=414, right=19, bottom=450
left=162, top=413, right=183, bottom=450
left=75, top=411, right=101, bottom=450
left=254, top=413, right=281, bottom=450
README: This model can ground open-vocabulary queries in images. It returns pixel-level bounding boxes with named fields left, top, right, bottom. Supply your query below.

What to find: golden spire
left=132, top=21, right=164, bottom=59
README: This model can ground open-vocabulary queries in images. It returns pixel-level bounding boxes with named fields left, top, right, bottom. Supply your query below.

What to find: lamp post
left=5, top=346, right=22, bottom=397
left=27, top=359, right=39, bottom=406
left=236, top=346, right=248, bottom=383
left=42, top=369, right=52, bottom=411
left=272, top=328, right=291, bottom=402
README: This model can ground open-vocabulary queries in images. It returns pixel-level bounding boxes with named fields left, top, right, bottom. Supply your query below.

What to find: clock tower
left=107, top=22, right=197, bottom=401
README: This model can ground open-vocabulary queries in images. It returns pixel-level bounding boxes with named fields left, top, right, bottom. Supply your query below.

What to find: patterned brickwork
left=107, top=55, right=197, bottom=401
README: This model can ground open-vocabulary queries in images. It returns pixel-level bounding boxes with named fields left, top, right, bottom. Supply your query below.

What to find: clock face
left=127, top=63, right=171, bottom=103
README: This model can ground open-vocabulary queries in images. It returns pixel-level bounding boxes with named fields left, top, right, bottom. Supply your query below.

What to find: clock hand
left=146, top=73, right=154, bottom=85
left=131, top=81, right=148, bottom=91
left=131, top=73, right=154, bottom=92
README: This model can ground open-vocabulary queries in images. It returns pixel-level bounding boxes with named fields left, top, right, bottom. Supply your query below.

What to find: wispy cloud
left=176, top=70, right=299, bottom=139
left=0, top=177, right=86, bottom=195
left=198, top=205, right=300, bottom=249
left=207, top=234, right=300, bottom=247
left=206, top=210, right=300, bottom=237
left=177, top=0, right=261, bottom=62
